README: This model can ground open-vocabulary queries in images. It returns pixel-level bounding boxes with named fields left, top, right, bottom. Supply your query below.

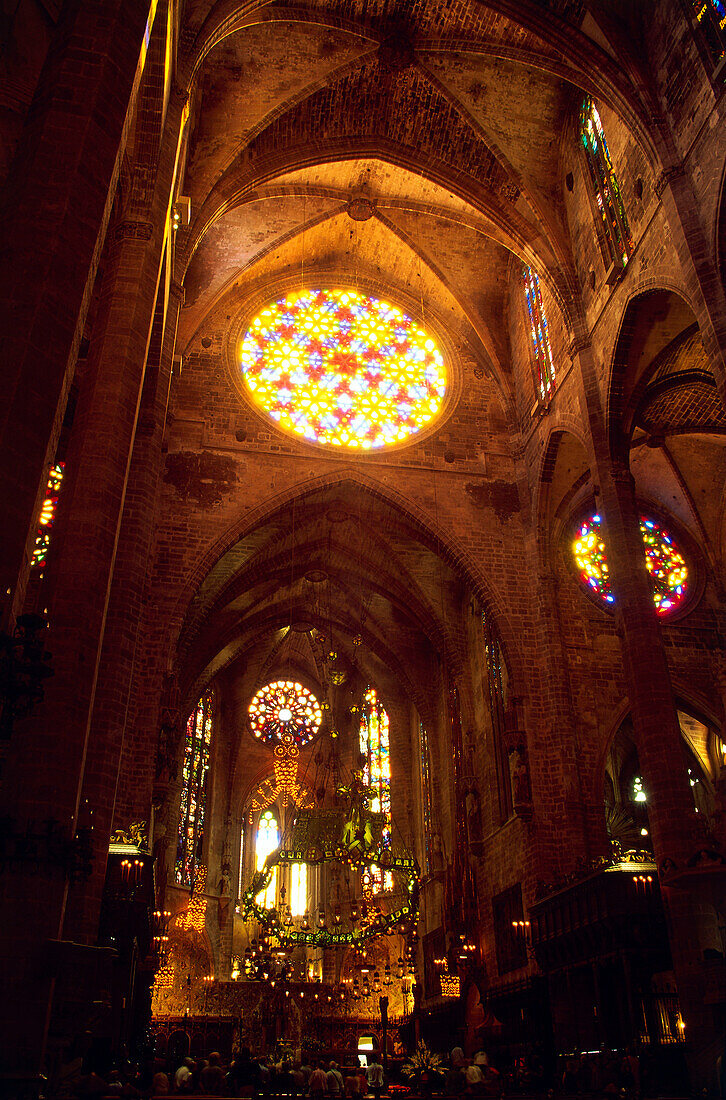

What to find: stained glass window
left=573, top=512, right=689, bottom=615
left=240, top=289, right=447, bottom=450
left=176, top=691, right=213, bottom=887
left=290, top=862, right=307, bottom=916
left=248, top=680, right=322, bottom=746
left=523, top=267, right=555, bottom=401
left=359, top=687, right=392, bottom=891
left=255, top=809, right=279, bottom=909
left=419, top=721, right=433, bottom=874
left=482, top=611, right=513, bottom=821
left=32, top=462, right=64, bottom=568
left=693, top=0, right=726, bottom=67
left=580, top=98, right=632, bottom=268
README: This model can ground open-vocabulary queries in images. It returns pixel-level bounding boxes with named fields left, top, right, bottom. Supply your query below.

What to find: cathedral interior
left=2, top=0, right=726, bottom=1097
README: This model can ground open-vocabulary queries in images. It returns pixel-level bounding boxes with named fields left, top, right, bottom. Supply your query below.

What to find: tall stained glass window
left=573, top=512, right=689, bottom=615
left=523, top=267, right=555, bottom=401
left=32, top=462, right=65, bottom=569
left=240, top=289, right=447, bottom=450
left=176, top=691, right=213, bottom=887
left=359, top=687, right=392, bottom=891
left=255, top=809, right=279, bottom=909
left=419, top=721, right=433, bottom=875
left=290, top=862, right=307, bottom=916
left=482, top=611, right=512, bottom=821
left=580, top=98, right=632, bottom=268
left=693, top=1, right=726, bottom=67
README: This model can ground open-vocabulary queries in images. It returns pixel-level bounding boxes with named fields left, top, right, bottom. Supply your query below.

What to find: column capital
left=568, top=335, right=592, bottom=358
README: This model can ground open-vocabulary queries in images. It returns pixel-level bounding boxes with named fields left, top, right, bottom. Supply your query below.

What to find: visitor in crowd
left=344, top=1068, right=360, bottom=1100
left=229, top=1047, right=261, bottom=1096
left=451, top=1048, right=466, bottom=1071
left=327, top=1061, right=345, bottom=1096
left=365, top=1056, right=383, bottom=1100
left=464, top=1059, right=484, bottom=1093
left=310, top=1061, right=328, bottom=1100
left=175, top=1058, right=195, bottom=1093
left=201, top=1053, right=226, bottom=1095
left=445, top=1058, right=465, bottom=1096
left=152, top=1072, right=170, bottom=1095
left=356, top=1065, right=368, bottom=1099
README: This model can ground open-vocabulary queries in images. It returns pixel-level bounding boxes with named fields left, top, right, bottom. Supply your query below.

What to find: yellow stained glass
left=240, top=289, right=447, bottom=449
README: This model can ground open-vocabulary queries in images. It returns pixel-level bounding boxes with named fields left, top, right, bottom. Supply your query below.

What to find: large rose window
left=248, top=680, right=322, bottom=746
left=239, top=289, right=447, bottom=449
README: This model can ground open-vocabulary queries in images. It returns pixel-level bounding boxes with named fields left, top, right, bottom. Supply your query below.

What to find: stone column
left=0, top=91, right=186, bottom=1090
left=63, top=276, right=185, bottom=946
left=0, top=0, right=155, bottom=623
left=571, top=339, right=722, bottom=1086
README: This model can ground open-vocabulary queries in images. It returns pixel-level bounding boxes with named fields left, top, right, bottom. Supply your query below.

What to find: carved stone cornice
left=115, top=219, right=154, bottom=242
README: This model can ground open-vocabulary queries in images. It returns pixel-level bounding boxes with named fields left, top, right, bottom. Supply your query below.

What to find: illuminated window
left=573, top=513, right=689, bottom=615
left=633, top=776, right=647, bottom=803
left=580, top=98, right=632, bottom=268
left=248, top=680, right=322, bottom=746
left=692, top=0, right=726, bottom=67
left=523, top=267, right=555, bottom=402
left=359, top=687, right=392, bottom=890
left=419, top=721, right=433, bottom=874
left=176, top=691, right=213, bottom=887
left=240, top=289, right=447, bottom=450
left=255, top=809, right=279, bottom=909
left=32, top=462, right=65, bottom=568
left=290, top=862, right=307, bottom=916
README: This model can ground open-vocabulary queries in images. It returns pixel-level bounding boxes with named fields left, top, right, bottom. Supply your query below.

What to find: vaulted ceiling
left=175, top=0, right=658, bottom=412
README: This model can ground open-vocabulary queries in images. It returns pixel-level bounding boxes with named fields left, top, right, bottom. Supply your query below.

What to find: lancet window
left=359, top=687, right=392, bottom=891
left=580, top=97, right=632, bottom=269
left=176, top=691, right=213, bottom=887
left=482, top=612, right=512, bottom=821
left=419, top=720, right=433, bottom=875
left=523, top=266, right=555, bottom=402
left=32, top=462, right=65, bottom=569
left=255, top=809, right=279, bottom=909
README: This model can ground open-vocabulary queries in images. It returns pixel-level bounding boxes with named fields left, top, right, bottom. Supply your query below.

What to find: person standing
left=327, top=1061, right=345, bottom=1096
left=366, top=1056, right=384, bottom=1100
left=310, top=1061, right=328, bottom=1100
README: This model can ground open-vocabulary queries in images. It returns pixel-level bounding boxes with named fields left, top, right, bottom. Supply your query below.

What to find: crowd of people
left=69, top=1044, right=650, bottom=1100
left=146, top=1050, right=387, bottom=1099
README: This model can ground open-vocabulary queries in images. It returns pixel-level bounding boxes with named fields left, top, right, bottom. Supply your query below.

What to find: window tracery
left=248, top=680, right=322, bottom=746
left=240, top=289, right=447, bottom=450
left=176, top=691, right=213, bottom=887
left=580, top=97, right=632, bottom=269
left=522, top=266, right=555, bottom=402
left=359, top=687, right=392, bottom=891
left=573, top=512, right=689, bottom=615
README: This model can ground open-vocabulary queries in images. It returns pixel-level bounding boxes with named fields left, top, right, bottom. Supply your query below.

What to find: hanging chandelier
left=242, top=772, right=419, bottom=948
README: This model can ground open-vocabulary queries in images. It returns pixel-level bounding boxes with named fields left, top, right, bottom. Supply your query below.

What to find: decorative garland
left=242, top=801, right=420, bottom=948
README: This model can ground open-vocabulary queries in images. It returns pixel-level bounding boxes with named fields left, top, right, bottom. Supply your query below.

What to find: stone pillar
left=0, top=91, right=186, bottom=1091
left=0, top=0, right=155, bottom=623
left=63, top=275, right=184, bottom=946
left=571, top=339, right=722, bottom=1086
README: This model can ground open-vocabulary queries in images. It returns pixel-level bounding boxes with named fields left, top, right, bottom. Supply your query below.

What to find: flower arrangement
left=401, top=1042, right=445, bottom=1084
